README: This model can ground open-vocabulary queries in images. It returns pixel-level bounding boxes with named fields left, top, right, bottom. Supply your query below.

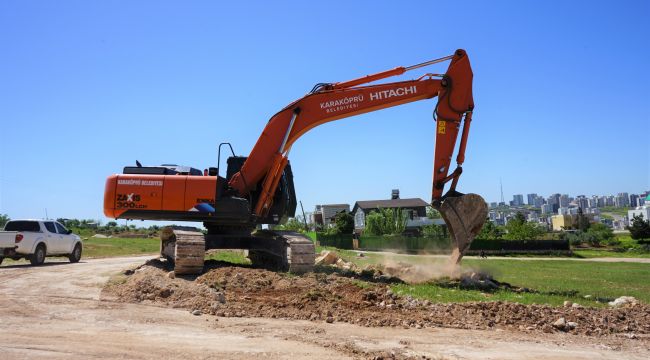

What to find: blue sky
left=1, top=0, right=648, bottom=224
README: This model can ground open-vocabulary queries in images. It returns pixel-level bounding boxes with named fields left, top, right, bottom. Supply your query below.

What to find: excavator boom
left=229, top=50, right=477, bottom=218
left=226, top=49, right=487, bottom=267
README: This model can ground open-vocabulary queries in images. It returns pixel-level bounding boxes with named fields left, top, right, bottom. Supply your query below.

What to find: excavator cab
left=224, top=156, right=297, bottom=225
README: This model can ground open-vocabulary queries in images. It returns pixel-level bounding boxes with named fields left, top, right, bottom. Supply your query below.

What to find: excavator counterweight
left=103, top=49, right=487, bottom=275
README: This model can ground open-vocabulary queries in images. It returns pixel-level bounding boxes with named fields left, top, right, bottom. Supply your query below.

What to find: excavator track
left=160, top=228, right=205, bottom=275
left=248, top=231, right=315, bottom=274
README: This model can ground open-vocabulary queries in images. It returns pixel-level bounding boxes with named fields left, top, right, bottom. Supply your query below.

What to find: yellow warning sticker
left=438, top=121, right=446, bottom=134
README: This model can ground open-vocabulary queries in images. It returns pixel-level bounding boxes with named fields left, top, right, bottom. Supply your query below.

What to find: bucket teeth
left=437, top=193, right=488, bottom=266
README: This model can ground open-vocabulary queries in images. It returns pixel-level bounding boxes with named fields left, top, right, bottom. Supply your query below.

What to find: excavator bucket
left=435, top=193, right=488, bottom=269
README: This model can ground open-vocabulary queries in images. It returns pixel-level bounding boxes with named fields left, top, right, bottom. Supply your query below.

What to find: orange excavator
left=104, top=49, right=487, bottom=274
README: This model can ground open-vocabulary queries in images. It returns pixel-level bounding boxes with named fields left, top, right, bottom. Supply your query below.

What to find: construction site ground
left=0, top=256, right=648, bottom=359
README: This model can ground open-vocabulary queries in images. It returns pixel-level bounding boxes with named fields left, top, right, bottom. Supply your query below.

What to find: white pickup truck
left=0, top=219, right=83, bottom=266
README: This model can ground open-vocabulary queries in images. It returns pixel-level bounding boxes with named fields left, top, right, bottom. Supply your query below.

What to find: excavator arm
left=229, top=49, right=487, bottom=266
left=230, top=49, right=475, bottom=217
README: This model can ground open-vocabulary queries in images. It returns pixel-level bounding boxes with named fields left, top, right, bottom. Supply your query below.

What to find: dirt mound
left=103, top=260, right=650, bottom=338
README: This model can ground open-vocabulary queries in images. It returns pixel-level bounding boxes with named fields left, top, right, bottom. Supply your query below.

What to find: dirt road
left=0, top=257, right=647, bottom=359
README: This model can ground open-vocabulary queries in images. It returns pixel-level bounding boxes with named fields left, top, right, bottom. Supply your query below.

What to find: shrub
left=566, top=223, right=618, bottom=247
left=503, top=220, right=544, bottom=240
left=476, top=220, right=504, bottom=240
left=421, top=224, right=447, bottom=238
left=628, top=214, right=650, bottom=240
left=316, top=233, right=353, bottom=249
left=277, top=218, right=305, bottom=232
left=364, top=208, right=407, bottom=236
left=565, top=232, right=583, bottom=246
left=469, top=239, right=570, bottom=252
left=358, top=234, right=449, bottom=252
left=334, top=211, right=354, bottom=234
left=587, top=223, right=616, bottom=245
left=364, top=211, right=384, bottom=236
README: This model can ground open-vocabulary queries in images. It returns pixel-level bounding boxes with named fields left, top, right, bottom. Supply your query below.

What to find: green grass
left=452, top=259, right=650, bottom=306
left=315, top=247, right=650, bottom=307
left=574, top=249, right=650, bottom=258
left=600, top=206, right=631, bottom=216
left=81, top=237, right=160, bottom=257
left=615, top=234, right=636, bottom=245
left=205, top=250, right=251, bottom=265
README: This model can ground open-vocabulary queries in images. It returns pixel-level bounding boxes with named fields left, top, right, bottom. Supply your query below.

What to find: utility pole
left=299, top=201, right=308, bottom=231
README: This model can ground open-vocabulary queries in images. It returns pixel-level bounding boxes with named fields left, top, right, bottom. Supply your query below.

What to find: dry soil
left=0, top=256, right=648, bottom=359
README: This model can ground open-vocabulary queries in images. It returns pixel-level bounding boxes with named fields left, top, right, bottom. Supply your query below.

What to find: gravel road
left=0, top=256, right=648, bottom=359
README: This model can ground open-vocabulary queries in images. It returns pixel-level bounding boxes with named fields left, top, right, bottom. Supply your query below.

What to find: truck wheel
left=68, top=243, right=82, bottom=263
left=30, top=244, right=46, bottom=266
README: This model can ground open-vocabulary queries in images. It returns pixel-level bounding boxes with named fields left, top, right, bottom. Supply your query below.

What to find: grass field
left=315, top=245, right=649, bottom=307
left=205, top=250, right=252, bottom=265
left=81, top=237, right=160, bottom=257
left=573, top=249, right=650, bottom=258
left=401, top=258, right=650, bottom=307
left=600, top=206, right=631, bottom=216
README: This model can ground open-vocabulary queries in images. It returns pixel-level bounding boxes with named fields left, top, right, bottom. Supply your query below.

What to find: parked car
left=0, top=219, right=82, bottom=265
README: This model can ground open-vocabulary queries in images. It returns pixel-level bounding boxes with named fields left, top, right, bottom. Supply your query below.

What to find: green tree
left=504, top=213, right=544, bottom=240
left=387, top=208, right=407, bottom=235
left=476, top=219, right=504, bottom=240
left=334, top=211, right=354, bottom=234
left=364, top=208, right=407, bottom=235
left=627, top=215, right=650, bottom=240
left=365, top=211, right=385, bottom=235
left=510, top=212, right=527, bottom=226
left=421, top=223, right=447, bottom=238
left=0, top=214, right=10, bottom=229
left=426, top=206, right=441, bottom=219
left=586, top=223, right=615, bottom=245
left=566, top=231, right=598, bottom=246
